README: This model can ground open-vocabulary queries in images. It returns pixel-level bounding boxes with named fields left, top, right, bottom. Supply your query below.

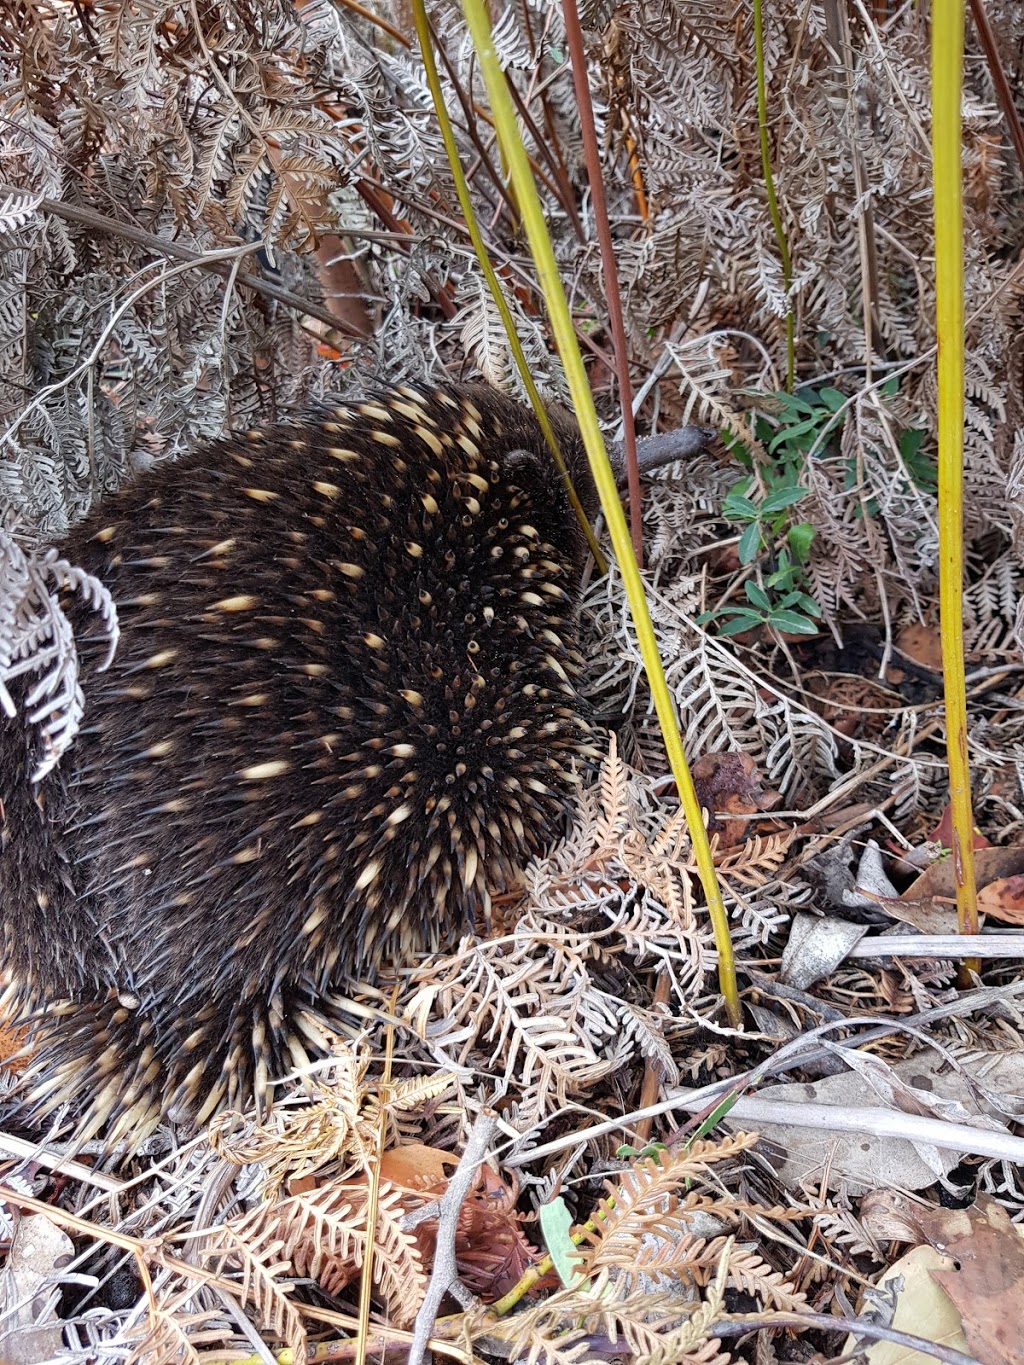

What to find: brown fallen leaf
left=690, top=751, right=781, bottom=850
left=379, top=1141, right=456, bottom=1189
left=977, top=874, right=1024, bottom=925
left=927, top=801, right=993, bottom=852
left=896, top=621, right=943, bottom=672
left=886, top=844, right=1024, bottom=934
left=845, top=1245, right=970, bottom=1364
left=915, top=1197, right=1024, bottom=1365
left=381, top=1142, right=540, bottom=1300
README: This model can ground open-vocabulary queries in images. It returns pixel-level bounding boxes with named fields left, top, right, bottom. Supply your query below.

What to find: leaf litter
left=5, top=0, right=1024, bottom=1361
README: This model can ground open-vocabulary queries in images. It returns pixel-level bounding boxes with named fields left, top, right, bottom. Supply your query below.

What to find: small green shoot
left=704, top=383, right=927, bottom=638
left=539, top=1195, right=584, bottom=1289
left=615, top=1140, right=668, bottom=1161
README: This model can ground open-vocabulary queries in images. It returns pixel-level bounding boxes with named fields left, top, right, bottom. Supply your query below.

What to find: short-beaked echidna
left=0, top=383, right=705, bottom=1144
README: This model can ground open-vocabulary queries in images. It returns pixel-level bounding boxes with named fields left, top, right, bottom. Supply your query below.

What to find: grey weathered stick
left=713, top=1310, right=979, bottom=1365
left=848, top=933, right=1024, bottom=958
left=504, top=986, right=1024, bottom=1168
left=407, top=1110, right=498, bottom=1365
left=0, top=184, right=363, bottom=338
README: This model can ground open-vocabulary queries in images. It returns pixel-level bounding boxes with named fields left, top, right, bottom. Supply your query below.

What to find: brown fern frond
left=185, top=1217, right=305, bottom=1357
left=722, top=1242, right=806, bottom=1313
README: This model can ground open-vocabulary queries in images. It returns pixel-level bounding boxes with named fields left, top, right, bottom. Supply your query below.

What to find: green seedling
left=703, top=381, right=927, bottom=638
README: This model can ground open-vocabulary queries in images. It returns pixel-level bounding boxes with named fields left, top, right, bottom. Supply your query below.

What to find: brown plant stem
left=2, top=187, right=364, bottom=339
left=561, top=0, right=644, bottom=558
left=968, top=0, right=1024, bottom=170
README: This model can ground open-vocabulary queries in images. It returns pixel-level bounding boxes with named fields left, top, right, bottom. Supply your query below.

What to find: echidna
left=0, top=383, right=706, bottom=1145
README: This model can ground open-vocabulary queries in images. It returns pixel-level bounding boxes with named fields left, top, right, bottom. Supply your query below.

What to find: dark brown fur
left=1, top=384, right=600, bottom=1143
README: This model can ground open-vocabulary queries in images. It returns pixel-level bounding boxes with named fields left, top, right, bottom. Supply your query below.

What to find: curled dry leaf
left=690, top=751, right=782, bottom=851
left=894, top=845, right=1024, bottom=933
left=383, top=1142, right=539, bottom=1300
left=780, top=911, right=868, bottom=990
left=977, top=873, right=1024, bottom=925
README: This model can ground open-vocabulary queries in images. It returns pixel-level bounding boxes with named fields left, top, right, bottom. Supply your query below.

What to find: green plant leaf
left=765, top=566, right=798, bottom=591
left=760, top=485, right=807, bottom=513
left=777, top=589, right=822, bottom=616
left=723, top=432, right=753, bottom=467
left=768, top=415, right=823, bottom=451
left=715, top=609, right=765, bottom=636
left=540, top=1196, right=583, bottom=1289
left=796, top=593, right=822, bottom=616
left=769, top=608, right=820, bottom=634
left=738, top=521, right=762, bottom=564
left=723, top=492, right=759, bottom=521
left=787, top=522, right=815, bottom=561
left=775, top=390, right=818, bottom=415
left=616, top=1141, right=667, bottom=1161
left=818, top=386, right=847, bottom=411
left=899, top=426, right=937, bottom=491
left=745, top=580, right=772, bottom=610
left=754, top=414, right=775, bottom=444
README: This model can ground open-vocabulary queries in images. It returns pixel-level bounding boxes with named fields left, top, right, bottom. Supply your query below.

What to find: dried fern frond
left=478, top=1260, right=734, bottom=1365
left=209, top=1042, right=454, bottom=1196
left=182, top=1177, right=428, bottom=1338
left=0, top=530, right=119, bottom=778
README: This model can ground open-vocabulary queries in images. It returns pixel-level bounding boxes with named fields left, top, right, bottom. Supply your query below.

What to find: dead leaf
left=926, top=802, right=993, bottom=852
left=690, top=751, right=781, bottom=850
left=917, top=1198, right=1024, bottom=1365
left=780, top=912, right=868, bottom=989
left=379, top=1143, right=456, bottom=1190
left=737, top=1052, right=1023, bottom=1196
left=859, top=1189, right=926, bottom=1245
left=977, top=874, right=1024, bottom=925
left=381, top=1146, right=539, bottom=1300
left=729, top=1071, right=960, bottom=1196
left=896, top=622, right=943, bottom=672
left=0, top=1213, right=74, bottom=1364
left=890, top=845, right=1024, bottom=934
left=844, top=1244, right=968, bottom=1364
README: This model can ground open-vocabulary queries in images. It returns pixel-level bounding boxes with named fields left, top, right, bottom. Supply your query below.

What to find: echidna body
left=0, top=383, right=700, bottom=1144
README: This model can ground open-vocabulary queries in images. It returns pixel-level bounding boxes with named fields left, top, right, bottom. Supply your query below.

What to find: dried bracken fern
left=124, top=1289, right=228, bottom=1365
left=209, top=1044, right=454, bottom=1195
left=476, top=1258, right=735, bottom=1365
left=176, top=1214, right=307, bottom=1356
left=5, top=1, right=1024, bottom=1360
left=188, top=1177, right=428, bottom=1328
left=0, top=529, right=118, bottom=777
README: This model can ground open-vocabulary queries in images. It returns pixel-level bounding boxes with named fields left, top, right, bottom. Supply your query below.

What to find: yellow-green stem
left=460, top=0, right=740, bottom=1025
left=932, top=0, right=979, bottom=970
left=753, top=0, right=795, bottom=391
left=410, top=0, right=607, bottom=573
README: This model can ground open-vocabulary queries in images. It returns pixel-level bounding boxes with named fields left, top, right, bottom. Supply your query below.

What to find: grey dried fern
left=0, top=529, right=118, bottom=778
left=4, top=0, right=1024, bottom=1354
